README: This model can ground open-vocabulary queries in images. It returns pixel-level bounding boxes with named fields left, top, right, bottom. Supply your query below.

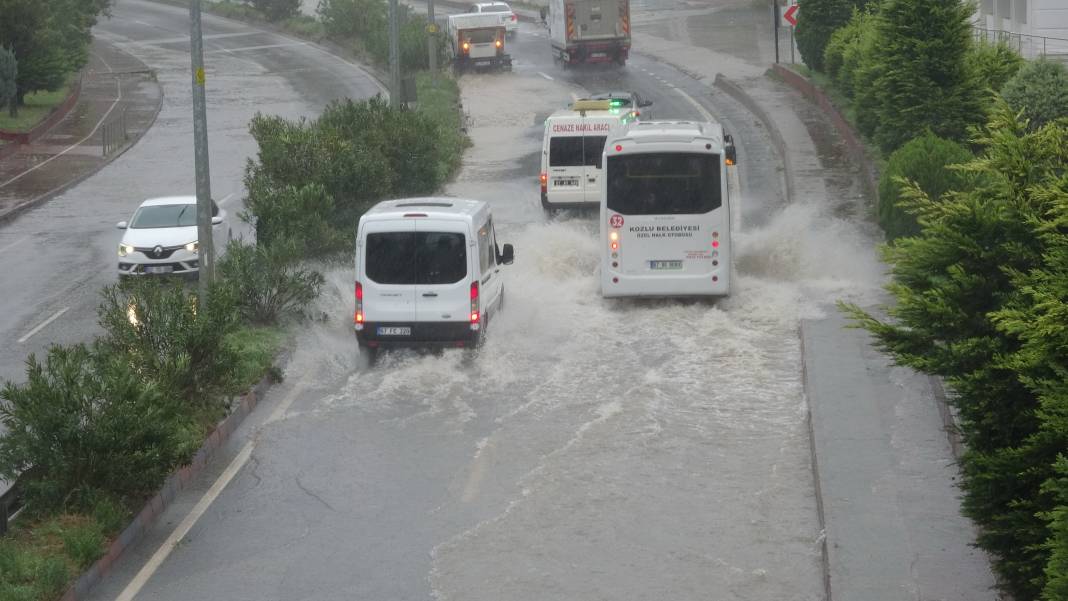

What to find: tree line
left=795, top=0, right=1068, bottom=599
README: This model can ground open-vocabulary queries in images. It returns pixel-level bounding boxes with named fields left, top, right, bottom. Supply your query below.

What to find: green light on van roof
left=609, top=99, right=624, bottom=107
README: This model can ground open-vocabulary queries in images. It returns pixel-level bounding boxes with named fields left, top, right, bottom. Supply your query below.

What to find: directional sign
left=783, top=3, right=798, bottom=27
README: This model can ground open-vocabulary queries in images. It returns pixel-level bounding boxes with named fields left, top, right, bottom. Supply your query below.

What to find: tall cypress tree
left=866, top=0, right=982, bottom=153
left=0, top=46, right=15, bottom=117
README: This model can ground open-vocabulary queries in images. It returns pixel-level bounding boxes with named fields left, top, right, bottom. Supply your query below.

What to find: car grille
left=135, top=244, right=182, bottom=259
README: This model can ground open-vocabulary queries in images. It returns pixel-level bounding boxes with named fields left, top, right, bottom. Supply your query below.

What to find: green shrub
left=1044, top=458, right=1068, bottom=601
left=966, top=40, right=1024, bottom=97
left=241, top=181, right=348, bottom=256
left=97, top=278, right=240, bottom=405
left=283, top=15, right=325, bottom=39
left=1002, top=59, right=1068, bottom=130
left=225, top=325, right=285, bottom=390
left=823, top=9, right=874, bottom=98
left=88, top=493, right=129, bottom=536
left=0, top=344, right=199, bottom=509
left=877, top=131, right=973, bottom=240
left=217, top=240, right=325, bottom=325
left=249, top=0, right=300, bottom=21
left=318, top=0, right=385, bottom=38
left=795, top=0, right=864, bottom=72
left=0, top=47, right=16, bottom=114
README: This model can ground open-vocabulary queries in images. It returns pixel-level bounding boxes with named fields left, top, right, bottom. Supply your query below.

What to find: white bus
left=599, top=120, right=736, bottom=298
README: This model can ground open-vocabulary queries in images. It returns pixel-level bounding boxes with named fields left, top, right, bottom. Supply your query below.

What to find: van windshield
left=549, top=135, right=607, bottom=167
left=366, top=231, right=467, bottom=285
left=606, top=153, right=722, bottom=215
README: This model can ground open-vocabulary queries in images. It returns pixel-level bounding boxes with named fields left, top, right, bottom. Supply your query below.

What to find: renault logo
left=152, top=245, right=164, bottom=258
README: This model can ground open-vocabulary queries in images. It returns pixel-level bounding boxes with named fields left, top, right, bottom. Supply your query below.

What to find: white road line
left=0, top=77, right=124, bottom=191
left=17, top=307, right=70, bottom=344
left=537, top=71, right=554, bottom=81
left=0, top=236, right=28, bottom=255
left=671, top=85, right=714, bottom=121
left=125, top=31, right=262, bottom=47
left=208, top=41, right=307, bottom=53
left=113, top=381, right=307, bottom=601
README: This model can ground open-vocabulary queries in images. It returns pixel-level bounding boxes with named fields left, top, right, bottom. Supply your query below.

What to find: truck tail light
left=462, top=41, right=470, bottom=52
left=495, top=39, right=503, bottom=48
left=540, top=172, right=547, bottom=193
left=470, top=281, right=480, bottom=329
left=354, top=281, right=364, bottom=329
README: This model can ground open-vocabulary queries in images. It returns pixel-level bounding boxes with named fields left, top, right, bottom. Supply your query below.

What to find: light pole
left=388, top=0, right=401, bottom=108
left=190, top=0, right=215, bottom=301
left=428, top=0, right=438, bottom=80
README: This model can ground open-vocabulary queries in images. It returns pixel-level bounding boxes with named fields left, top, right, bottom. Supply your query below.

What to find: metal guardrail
left=0, top=478, right=23, bottom=536
left=102, top=108, right=129, bottom=157
left=974, top=26, right=1068, bottom=59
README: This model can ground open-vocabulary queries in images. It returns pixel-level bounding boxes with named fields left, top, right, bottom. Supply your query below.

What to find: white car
left=468, top=2, right=519, bottom=37
left=116, top=196, right=229, bottom=279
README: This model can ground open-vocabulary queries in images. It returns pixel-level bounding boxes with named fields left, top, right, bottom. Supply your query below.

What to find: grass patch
left=415, top=72, right=469, bottom=182
left=283, top=15, right=326, bottom=40
left=0, top=75, right=77, bottom=133
left=225, top=325, right=285, bottom=393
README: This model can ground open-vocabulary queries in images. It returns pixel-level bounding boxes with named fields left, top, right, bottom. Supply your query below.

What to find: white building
left=974, top=0, right=1068, bottom=58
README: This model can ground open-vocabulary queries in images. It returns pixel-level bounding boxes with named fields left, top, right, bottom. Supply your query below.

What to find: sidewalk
left=0, top=37, right=162, bottom=223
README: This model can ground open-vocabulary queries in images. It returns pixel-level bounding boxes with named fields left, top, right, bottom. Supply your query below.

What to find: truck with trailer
left=446, top=13, right=513, bottom=73
left=547, top=0, right=631, bottom=67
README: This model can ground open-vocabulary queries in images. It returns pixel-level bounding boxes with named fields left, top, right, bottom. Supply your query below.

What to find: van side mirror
left=498, top=243, right=514, bottom=265
left=211, top=215, right=224, bottom=225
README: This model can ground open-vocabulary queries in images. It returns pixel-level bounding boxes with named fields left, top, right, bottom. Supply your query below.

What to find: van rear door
left=413, top=223, right=472, bottom=325
left=362, top=220, right=417, bottom=326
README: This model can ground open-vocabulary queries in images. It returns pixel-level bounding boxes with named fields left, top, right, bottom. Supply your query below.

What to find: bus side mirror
left=498, top=243, right=514, bottom=265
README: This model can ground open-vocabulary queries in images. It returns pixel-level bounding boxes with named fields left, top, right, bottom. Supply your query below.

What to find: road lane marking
left=671, top=85, right=714, bottom=122
left=537, top=71, right=554, bottom=81
left=125, top=31, right=262, bottom=47
left=0, top=236, right=28, bottom=254
left=113, top=380, right=307, bottom=601
left=18, top=307, right=70, bottom=344
left=208, top=41, right=308, bottom=53
left=0, top=78, right=124, bottom=191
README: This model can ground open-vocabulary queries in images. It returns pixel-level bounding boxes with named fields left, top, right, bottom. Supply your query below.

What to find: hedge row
left=800, top=0, right=1068, bottom=598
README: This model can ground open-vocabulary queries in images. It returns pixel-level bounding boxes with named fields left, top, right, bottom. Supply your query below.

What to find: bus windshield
left=606, top=153, right=721, bottom=215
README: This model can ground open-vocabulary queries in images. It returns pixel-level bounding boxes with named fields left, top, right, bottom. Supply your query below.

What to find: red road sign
left=609, top=214, right=624, bottom=228
left=783, top=4, right=798, bottom=26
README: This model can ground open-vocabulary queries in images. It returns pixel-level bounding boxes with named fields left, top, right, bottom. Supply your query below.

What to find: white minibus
left=540, top=100, right=627, bottom=213
left=600, top=121, right=737, bottom=298
left=355, top=198, right=514, bottom=353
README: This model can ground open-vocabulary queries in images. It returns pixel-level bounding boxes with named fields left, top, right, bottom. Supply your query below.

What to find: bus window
left=606, top=153, right=721, bottom=215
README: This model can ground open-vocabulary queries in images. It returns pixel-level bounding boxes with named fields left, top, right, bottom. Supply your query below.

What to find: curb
left=58, top=351, right=289, bottom=601
left=770, top=64, right=880, bottom=200
left=712, top=72, right=795, bottom=204
left=798, top=321, right=834, bottom=601
left=0, top=68, right=165, bottom=226
left=0, top=76, right=84, bottom=146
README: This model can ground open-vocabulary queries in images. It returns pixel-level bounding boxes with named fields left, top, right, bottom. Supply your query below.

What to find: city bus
left=599, top=120, right=736, bottom=298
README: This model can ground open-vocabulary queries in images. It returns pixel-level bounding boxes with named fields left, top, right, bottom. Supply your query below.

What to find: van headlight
left=118, top=243, right=134, bottom=257
left=184, top=241, right=198, bottom=253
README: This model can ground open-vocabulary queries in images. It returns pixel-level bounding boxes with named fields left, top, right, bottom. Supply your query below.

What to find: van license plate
left=378, top=327, right=411, bottom=336
left=649, top=260, right=683, bottom=270
left=554, top=177, right=579, bottom=186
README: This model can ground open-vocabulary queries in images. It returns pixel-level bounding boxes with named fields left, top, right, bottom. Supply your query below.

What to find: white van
left=540, top=100, right=626, bottom=213
left=354, top=198, right=514, bottom=352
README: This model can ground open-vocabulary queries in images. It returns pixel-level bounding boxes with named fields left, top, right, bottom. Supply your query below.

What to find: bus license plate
left=554, top=177, right=579, bottom=186
left=377, top=327, right=411, bottom=336
left=649, top=260, right=683, bottom=270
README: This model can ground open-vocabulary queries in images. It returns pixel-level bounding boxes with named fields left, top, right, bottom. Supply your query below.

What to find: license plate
left=591, top=52, right=607, bottom=57
left=475, top=59, right=491, bottom=65
left=377, top=326, right=411, bottom=336
left=145, top=265, right=173, bottom=274
left=649, top=260, right=683, bottom=270
left=554, top=178, right=579, bottom=186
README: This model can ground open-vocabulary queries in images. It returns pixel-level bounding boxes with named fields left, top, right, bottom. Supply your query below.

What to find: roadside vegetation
left=798, top=0, right=1068, bottom=598
left=0, top=0, right=467, bottom=597
left=0, top=0, right=112, bottom=120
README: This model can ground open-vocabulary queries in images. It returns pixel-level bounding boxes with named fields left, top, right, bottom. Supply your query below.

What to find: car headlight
left=118, top=243, right=134, bottom=257
left=184, top=241, right=198, bottom=253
